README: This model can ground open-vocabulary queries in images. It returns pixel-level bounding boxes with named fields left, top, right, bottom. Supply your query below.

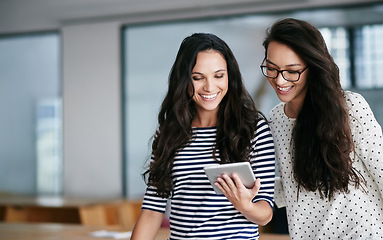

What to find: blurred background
left=0, top=0, right=382, bottom=226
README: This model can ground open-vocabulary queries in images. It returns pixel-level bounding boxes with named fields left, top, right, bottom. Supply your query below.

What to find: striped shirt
left=142, top=117, right=275, bottom=240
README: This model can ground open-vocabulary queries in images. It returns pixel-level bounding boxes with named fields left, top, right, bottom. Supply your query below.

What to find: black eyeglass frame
left=260, top=59, right=309, bottom=82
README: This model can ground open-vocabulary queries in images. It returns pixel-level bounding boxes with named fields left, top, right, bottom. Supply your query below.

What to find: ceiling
left=0, top=0, right=382, bottom=34
left=0, top=0, right=283, bottom=34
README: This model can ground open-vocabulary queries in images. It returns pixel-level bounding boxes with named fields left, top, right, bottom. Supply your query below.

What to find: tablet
left=203, top=162, right=256, bottom=194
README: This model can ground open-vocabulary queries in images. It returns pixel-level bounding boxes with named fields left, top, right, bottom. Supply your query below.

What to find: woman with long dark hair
left=261, top=18, right=383, bottom=239
left=131, top=33, right=275, bottom=239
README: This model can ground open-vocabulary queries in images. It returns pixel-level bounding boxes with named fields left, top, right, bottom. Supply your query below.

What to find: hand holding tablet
left=204, top=162, right=256, bottom=194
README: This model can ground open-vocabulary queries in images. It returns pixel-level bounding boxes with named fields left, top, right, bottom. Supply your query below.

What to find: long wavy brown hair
left=144, top=33, right=262, bottom=198
left=263, top=18, right=365, bottom=200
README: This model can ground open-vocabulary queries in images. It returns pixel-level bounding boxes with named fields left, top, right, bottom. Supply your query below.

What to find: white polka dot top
left=269, top=91, right=383, bottom=239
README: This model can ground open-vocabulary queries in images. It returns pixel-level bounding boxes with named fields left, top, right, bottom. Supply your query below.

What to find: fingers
left=252, top=178, right=261, bottom=195
left=230, top=173, right=245, bottom=188
left=215, top=174, right=261, bottom=195
left=215, top=174, right=234, bottom=194
left=215, top=173, right=249, bottom=191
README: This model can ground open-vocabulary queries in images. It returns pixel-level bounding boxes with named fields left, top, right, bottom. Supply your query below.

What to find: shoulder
left=256, top=112, right=267, bottom=123
left=268, top=102, right=284, bottom=122
left=255, top=112, right=270, bottom=128
left=253, top=113, right=273, bottom=140
left=343, top=90, right=375, bottom=119
left=344, top=90, right=382, bottom=134
left=344, top=90, right=369, bottom=109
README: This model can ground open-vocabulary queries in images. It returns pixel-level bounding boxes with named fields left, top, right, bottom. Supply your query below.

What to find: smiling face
left=190, top=50, right=228, bottom=123
left=266, top=41, right=309, bottom=117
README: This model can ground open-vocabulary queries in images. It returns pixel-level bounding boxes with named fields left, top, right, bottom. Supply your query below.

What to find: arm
left=131, top=209, right=164, bottom=240
left=268, top=105, right=287, bottom=208
left=216, top=116, right=275, bottom=226
left=348, top=92, right=383, bottom=197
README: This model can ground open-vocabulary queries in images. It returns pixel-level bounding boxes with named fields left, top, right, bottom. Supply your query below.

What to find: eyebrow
left=192, top=69, right=227, bottom=74
left=266, top=59, right=302, bottom=68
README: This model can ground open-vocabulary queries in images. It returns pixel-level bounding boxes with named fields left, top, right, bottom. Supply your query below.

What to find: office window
left=320, top=27, right=351, bottom=89
left=0, top=33, right=61, bottom=196
left=321, top=23, right=383, bottom=89
left=354, top=24, right=383, bottom=88
left=36, top=99, right=62, bottom=195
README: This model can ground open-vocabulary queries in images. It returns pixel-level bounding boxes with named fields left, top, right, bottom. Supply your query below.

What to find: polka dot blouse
left=269, top=91, right=383, bottom=239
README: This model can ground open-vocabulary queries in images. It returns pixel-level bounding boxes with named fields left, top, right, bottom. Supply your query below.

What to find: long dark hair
left=145, top=33, right=261, bottom=198
left=263, top=18, right=365, bottom=200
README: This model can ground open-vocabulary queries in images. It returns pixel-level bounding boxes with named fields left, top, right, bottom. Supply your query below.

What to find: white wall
left=62, top=22, right=122, bottom=198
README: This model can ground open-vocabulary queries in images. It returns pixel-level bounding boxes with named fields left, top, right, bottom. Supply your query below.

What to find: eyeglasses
left=260, top=59, right=308, bottom=82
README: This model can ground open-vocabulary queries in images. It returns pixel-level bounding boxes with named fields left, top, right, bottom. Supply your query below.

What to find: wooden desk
left=0, top=196, right=290, bottom=240
left=0, top=223, right=289, bottom=240
left=0, top=195, right=142, bottom=228
left=0, top=223, right=169, bottom=240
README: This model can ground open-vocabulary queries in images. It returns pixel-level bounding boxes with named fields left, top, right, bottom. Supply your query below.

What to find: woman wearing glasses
left=261, top=18, right=383, bottom=239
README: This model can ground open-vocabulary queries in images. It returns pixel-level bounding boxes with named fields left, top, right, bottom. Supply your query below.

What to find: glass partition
left=0, top=33, right=61, bottom=196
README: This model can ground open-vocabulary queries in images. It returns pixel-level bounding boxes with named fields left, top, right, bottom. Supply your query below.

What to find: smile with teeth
left=200, top=93, right=218, bottom=100
left=277, top=85, right=293, bottom=92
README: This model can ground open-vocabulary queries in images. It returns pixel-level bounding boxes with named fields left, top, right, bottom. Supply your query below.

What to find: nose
left=274, top=72, right=288, bottom=85
left=203, top=78, right=214, bottom=92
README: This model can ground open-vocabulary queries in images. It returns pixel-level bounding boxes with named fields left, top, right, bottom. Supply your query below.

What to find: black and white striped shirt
left=142, top=117, right=275, bottom=240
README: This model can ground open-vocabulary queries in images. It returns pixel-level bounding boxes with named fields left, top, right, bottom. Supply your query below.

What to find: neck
left=192, top=111, right=217, bottom=128
left=284, top=102, right=302, bottom=119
